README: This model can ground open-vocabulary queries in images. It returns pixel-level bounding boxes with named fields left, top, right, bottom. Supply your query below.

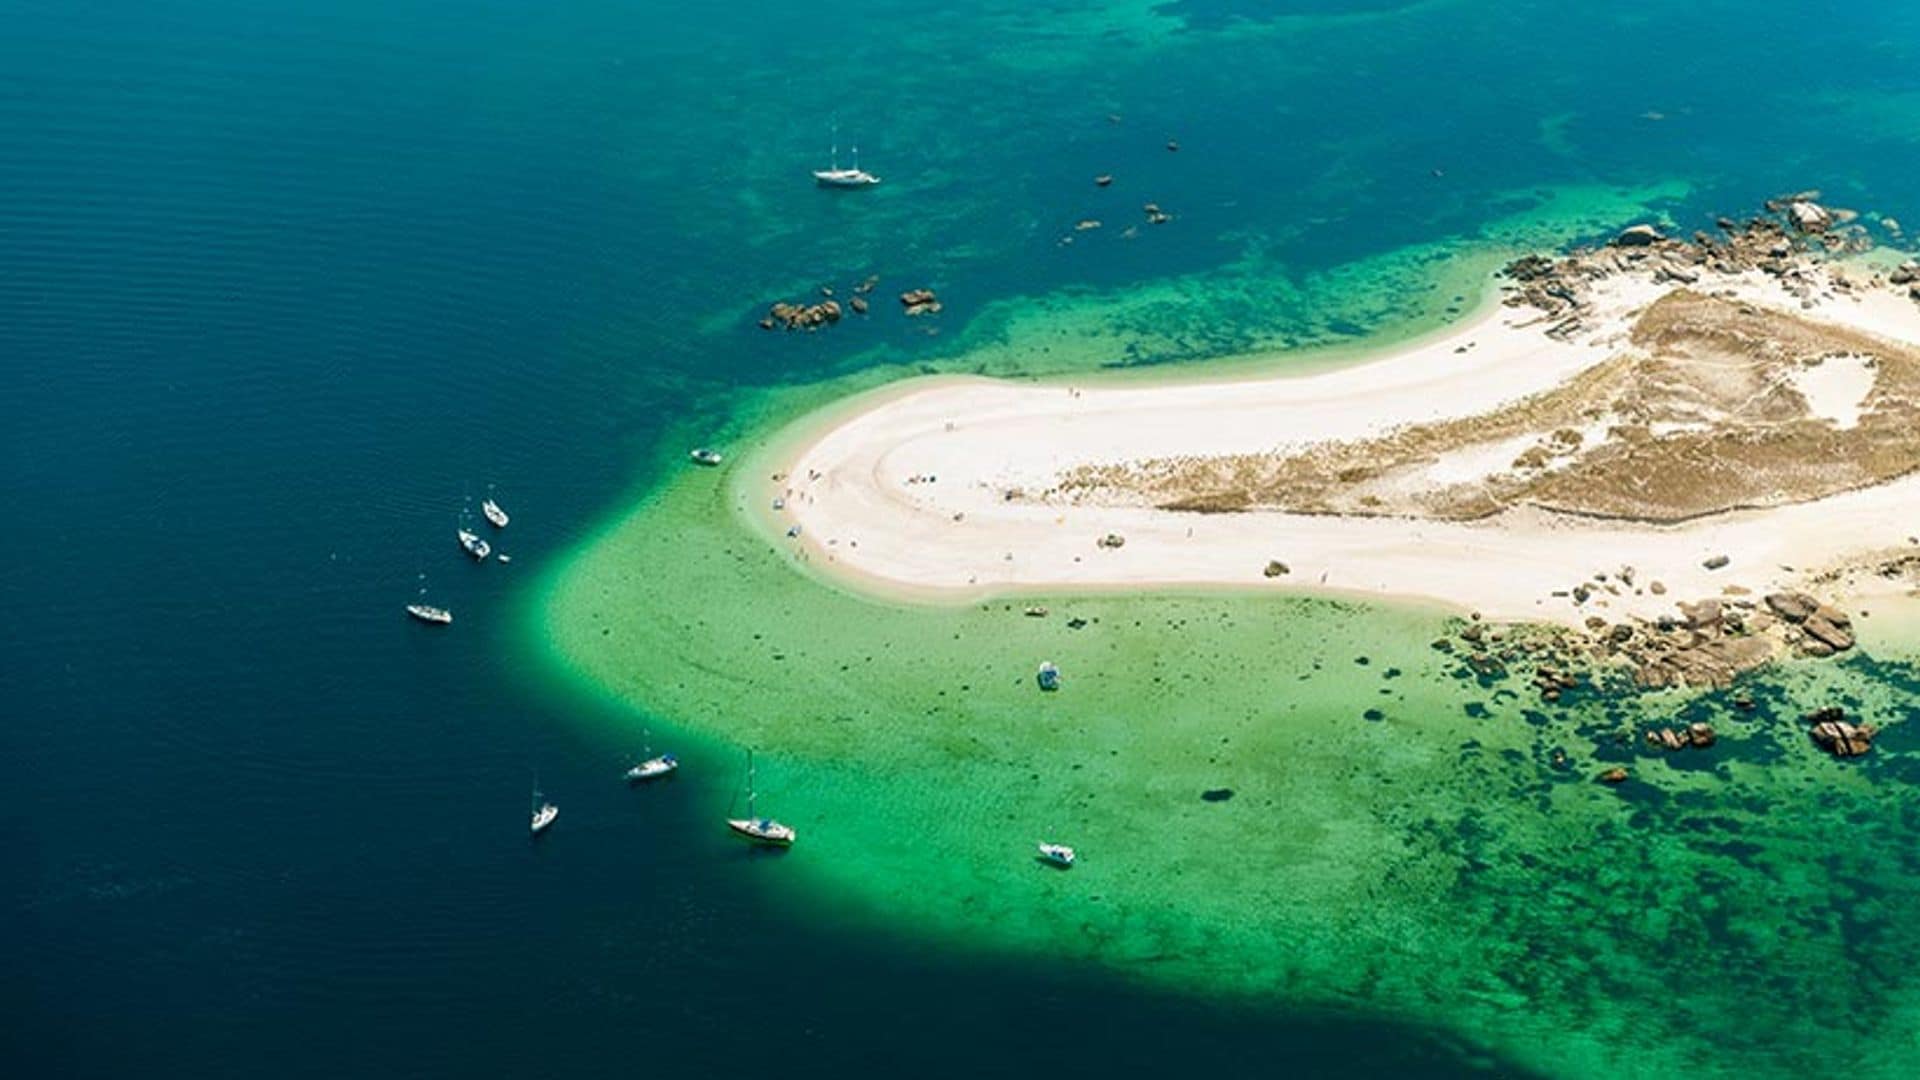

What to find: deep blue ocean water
left=5, top=1, right=1918, bottom=1075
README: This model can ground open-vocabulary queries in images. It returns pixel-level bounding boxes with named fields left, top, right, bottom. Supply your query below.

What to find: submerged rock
left=1201, top=788, right=1234, bottom=802
left=1807, top=707, right=1877, bottom=757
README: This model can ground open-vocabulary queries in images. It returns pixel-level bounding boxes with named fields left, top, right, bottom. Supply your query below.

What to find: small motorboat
left=690, top=448, right=724, bottom=467
left=1037, top=661, right=1061, bottom=691
left=481, top=498, right=510, bottom=528
left=497, top=553, right=511, bottom=564
left=458, top=528, right=491, bottom=561
left=1038, top=842, right=1076, bottom=868
left=406, top=603, right=453, bottom=625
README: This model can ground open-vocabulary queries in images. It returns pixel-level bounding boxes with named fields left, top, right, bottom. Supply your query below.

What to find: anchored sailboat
left=813, top=125, right=880, bottom=188
left=530, top=774, right=558, bottom=836
left=726, top=749, right=795, bottom=846
left=625, top=728, right=679, bottom=782
left=406, top=571, right=453, bottom=624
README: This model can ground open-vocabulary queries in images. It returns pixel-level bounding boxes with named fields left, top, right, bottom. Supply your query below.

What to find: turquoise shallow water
left=6, top=0, right=1920, bottom=1075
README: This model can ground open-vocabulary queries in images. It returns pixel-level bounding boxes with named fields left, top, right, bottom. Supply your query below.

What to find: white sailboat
left=406, top=574, right=453, bottom=624
left=481, top=493, right=509, bottom=529
left=726, top=749, right=795, bottom=846
left=813, top=126, right=880, bottom=188
left=457, top=527, right=491, bottom=561
left=625, top=729, right=679, bottom=782
left=530, top=775, right=558, bottom=835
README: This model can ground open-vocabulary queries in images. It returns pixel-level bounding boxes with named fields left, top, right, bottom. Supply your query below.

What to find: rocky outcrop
left=1807, top=707, right=1876, bottom=757
left=1263, top=560, right=1290, bottom=578
left=1765, top=592, right=1818, bottom=623
left=763, top=298, right=843, bottom=331
left=899, top=288, right=941, bottom=316
left=1646, top=721, right=1717, bottom=751
left=1761, top=591, right=1854, bottom=656
left=1615, top=224, right=1663, bottom=247
left=1801, top=605, right=1855, bottom=653
left=1786, top=200, right=1834, bottom=234
left=1436, top=588, right=1856, bottom=697
left=1499, top=196, right=1881, bottom=325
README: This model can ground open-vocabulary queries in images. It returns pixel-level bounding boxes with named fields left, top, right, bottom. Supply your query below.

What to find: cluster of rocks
left=761, top=298, right=843, bottom=331
left=758, top=276, right=935, bottom=329
left=1262, top=560, right=1290, bottom=578
left=1807, top=706, right=1877, bottom=757
left=1433, top=587, right=1857, bottom=700
left=1500, top=193, right=1909, bottom=327
left=1645, top=721, right=1717, bottom=751
left=900, top=288, right=941, bottom=316
left=1762, top=591, right=1855, bottom=656
left=1096, top=532, right=1126, bottom=549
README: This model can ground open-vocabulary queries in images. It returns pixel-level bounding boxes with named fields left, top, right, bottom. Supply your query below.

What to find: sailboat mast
left=746, top=749, right=757, bottom=820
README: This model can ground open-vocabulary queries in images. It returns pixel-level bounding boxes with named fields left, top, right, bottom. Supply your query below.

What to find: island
left=768, top=203, right=1920, bottom=691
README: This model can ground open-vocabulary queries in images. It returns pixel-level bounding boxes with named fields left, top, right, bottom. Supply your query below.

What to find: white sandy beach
left=769, top=265, right=1920, bottom=626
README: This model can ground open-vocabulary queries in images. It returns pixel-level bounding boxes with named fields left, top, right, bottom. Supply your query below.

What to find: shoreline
left=763, top=235, right=1920, bottom=629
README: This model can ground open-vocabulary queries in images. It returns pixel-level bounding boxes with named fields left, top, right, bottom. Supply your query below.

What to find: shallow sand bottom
left=540, top=403, right=1920, bottom=1077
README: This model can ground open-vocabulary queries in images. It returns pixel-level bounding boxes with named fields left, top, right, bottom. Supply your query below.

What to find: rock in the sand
left=1702, top=554, right=1730, bottom=570
left=1801, top=605, right=1855, bottom=652
left=1615, top=224, right=1663, bottom=247
left=1765, top=592, right=1818, bottom=623
left=1807, top=707, right=1877, bottom=757
left=1679, top=599, right=1723, bottom=630
left=1263, top=560, right=1291, bottom=578
left=1097, top=532, right=1126, bottom=549
left=1889, top=262, right=1918, bottom=286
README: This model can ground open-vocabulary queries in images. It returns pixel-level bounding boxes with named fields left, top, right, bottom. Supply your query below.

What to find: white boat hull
left=728, top=818, right=795, bottom=846
left=531, top=805, right=558, bottom=834
left=626, top=758, right=679, bottom=782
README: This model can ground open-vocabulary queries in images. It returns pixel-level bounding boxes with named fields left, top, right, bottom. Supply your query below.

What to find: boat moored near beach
left=625, top=730, right=679, bottom=782
left=726, top=749, right=795, bottom=846
left=690, top=447, right=724, bottom=467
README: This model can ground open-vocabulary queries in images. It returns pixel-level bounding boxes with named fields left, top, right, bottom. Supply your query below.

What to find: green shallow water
left=533, top=189, right=1920, bottom=1077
